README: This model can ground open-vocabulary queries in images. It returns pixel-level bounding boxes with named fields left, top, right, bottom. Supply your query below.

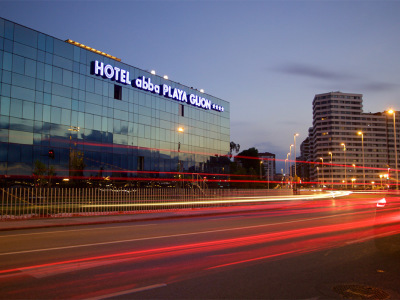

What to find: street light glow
left=386, top=108, right=398, bottom=190
left=341, top=143, right=347, bottom=188
left=293, top=134, right=299, bottom=181
left=319, top=157, right=324, bottom=188
left=328, top=152, right=333, bottom=189
left=357, top=131, right=365, bottom=190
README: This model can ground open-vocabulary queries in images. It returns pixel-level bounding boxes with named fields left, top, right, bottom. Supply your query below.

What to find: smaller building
left=258, top=152, right=276, bottom=180
left=297, top=135, right=311, bottom=183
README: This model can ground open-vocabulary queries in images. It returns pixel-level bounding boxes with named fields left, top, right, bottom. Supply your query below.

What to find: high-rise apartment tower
left=308, top=92, right=398, bottom=188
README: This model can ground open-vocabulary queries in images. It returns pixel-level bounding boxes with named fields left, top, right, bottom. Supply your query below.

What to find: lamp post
left=319, top=157, right=324, bottom=188
left=294, top=133, right=299, bottom=180
left=380, top=174, right=383, bottom=189
left=388, top=109, right=398, bottom=190
left=289, top=144, right=294, bottom=179
left=358, top=131, right=365, bottom=190
left=341, top=143, right=347, bottom=189
left=259, top=160, right=263, bottom=180
left=286, top=152, right=290, bottom=184
left=352, top=178, right=356, bottom=189
left=177, top=127, right=184, bottom=187
left=317, top=166, right=320, bottom=188
left=286, top=153, right=290, bottom=187
left=328, top=152, right=333, bottom=189
left=285, top=158, right=288, bottom=179
left=68, top=126, right=80, bottom=179
left=289, top=145, right=294, bottom=187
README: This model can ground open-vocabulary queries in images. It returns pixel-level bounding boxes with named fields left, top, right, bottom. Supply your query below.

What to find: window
left=138, top=156, right=144, bottom=171
left=114, top=84, right=122, bottom=100
left=179, top=104, right=184, bottom=117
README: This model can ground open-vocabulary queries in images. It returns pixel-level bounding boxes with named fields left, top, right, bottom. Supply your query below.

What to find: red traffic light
left=48, top=149, right=55, bottom=159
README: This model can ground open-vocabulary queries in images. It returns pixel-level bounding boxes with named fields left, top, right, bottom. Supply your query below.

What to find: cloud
left=358, top=81, right=399, bottom=92
left=274, top=62, right=400, bottom=93
left=318, top=81, right=400, bottom=94
left=273, top=63, right=353, bottom=81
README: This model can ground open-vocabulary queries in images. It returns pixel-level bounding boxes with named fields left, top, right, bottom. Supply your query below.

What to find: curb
left=0, top=203, right=295, bottom=232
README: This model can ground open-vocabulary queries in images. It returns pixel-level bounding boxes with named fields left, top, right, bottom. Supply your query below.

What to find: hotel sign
left=92, top=60, right=224, bottom=112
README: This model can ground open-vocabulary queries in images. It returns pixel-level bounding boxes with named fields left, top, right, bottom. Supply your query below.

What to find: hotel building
left=0, top=17, right=230, bottom=185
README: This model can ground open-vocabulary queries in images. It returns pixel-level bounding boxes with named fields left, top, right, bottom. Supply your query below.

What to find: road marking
left=0, top=223, right=158, bottom=238
left=22, top=259, right=120, bottom=279
left=345, top=236, right=373, bottom=245
left=86, top=283, right=167, bottom=300
left=0, top=214, right=346, bottom=256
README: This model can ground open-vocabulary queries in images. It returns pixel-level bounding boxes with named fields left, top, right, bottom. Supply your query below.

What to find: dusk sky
left=2, top=0, right=400, bottom=169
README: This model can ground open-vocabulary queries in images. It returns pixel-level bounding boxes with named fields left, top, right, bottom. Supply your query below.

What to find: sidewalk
left=0, top=203, right=287, bottom=231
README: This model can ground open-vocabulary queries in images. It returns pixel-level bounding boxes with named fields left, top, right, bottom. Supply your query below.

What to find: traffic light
left=48, top=149, right=55, bottom=159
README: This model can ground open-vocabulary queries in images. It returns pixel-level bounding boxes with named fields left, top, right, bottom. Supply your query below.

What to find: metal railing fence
left=0, top=187, right=292, bottom=220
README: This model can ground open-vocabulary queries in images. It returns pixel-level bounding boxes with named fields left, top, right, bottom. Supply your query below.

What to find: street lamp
left=380, top=174, right=383, bottom=189
left=319, top=157, right=324, bottom=188
left=352, top=178, right=356, bottom=189
left=286, top=153, right=290, bottom=187
left=341, top=143, right=347, bottom=189
left=285, top=158, right=288, bottom=178
left=177, top=127, right=184, bottom=187
left=387, top=109, right=398, bottom=190
left=289, top=145, right=294, bottom=187
left=357, top=131, right=365, bottom=190
left=352, top=164, right=356, bottom=188
left=289, top=144, right=294, bottom=178
left=328, top=152, right=333, bottom=189
left=259, top=160, right=263, bottom=180
left=68, top=126, right=80, bottom=179
left=294, top=133, right=299, bottom=180
left=317, top=166, right=320, bottom=188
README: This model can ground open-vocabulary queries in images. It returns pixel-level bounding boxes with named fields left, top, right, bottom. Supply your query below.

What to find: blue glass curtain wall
left=0, top=17, right=230, bottom=185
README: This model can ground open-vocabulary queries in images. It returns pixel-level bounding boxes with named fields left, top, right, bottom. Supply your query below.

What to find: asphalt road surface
left=1, top=192, right=399, bottom=299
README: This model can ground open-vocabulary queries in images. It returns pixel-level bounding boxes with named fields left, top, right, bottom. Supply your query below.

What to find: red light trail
left=0, top=195, right=399, bottom=299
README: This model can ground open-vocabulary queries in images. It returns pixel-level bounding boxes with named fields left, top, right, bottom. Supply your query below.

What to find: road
left=0, top=192, right=399, bottom=299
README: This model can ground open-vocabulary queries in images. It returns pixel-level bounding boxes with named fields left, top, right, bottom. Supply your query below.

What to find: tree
left=69, top=150, right=86, bottom=184
left=33, top=160, right=56, bottom=187
left=236, top=147, right=262, bottom=175
left=229, top=147, right=267, bottom=189
left=33, top=160, right=47, bottom=187
left=47, top=165, right=55, bottom=187
left=230, top=141, right=240, bottom=157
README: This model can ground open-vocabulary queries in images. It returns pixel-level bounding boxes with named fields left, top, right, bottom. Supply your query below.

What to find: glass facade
left=0, top=18, right=230, bottom=184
